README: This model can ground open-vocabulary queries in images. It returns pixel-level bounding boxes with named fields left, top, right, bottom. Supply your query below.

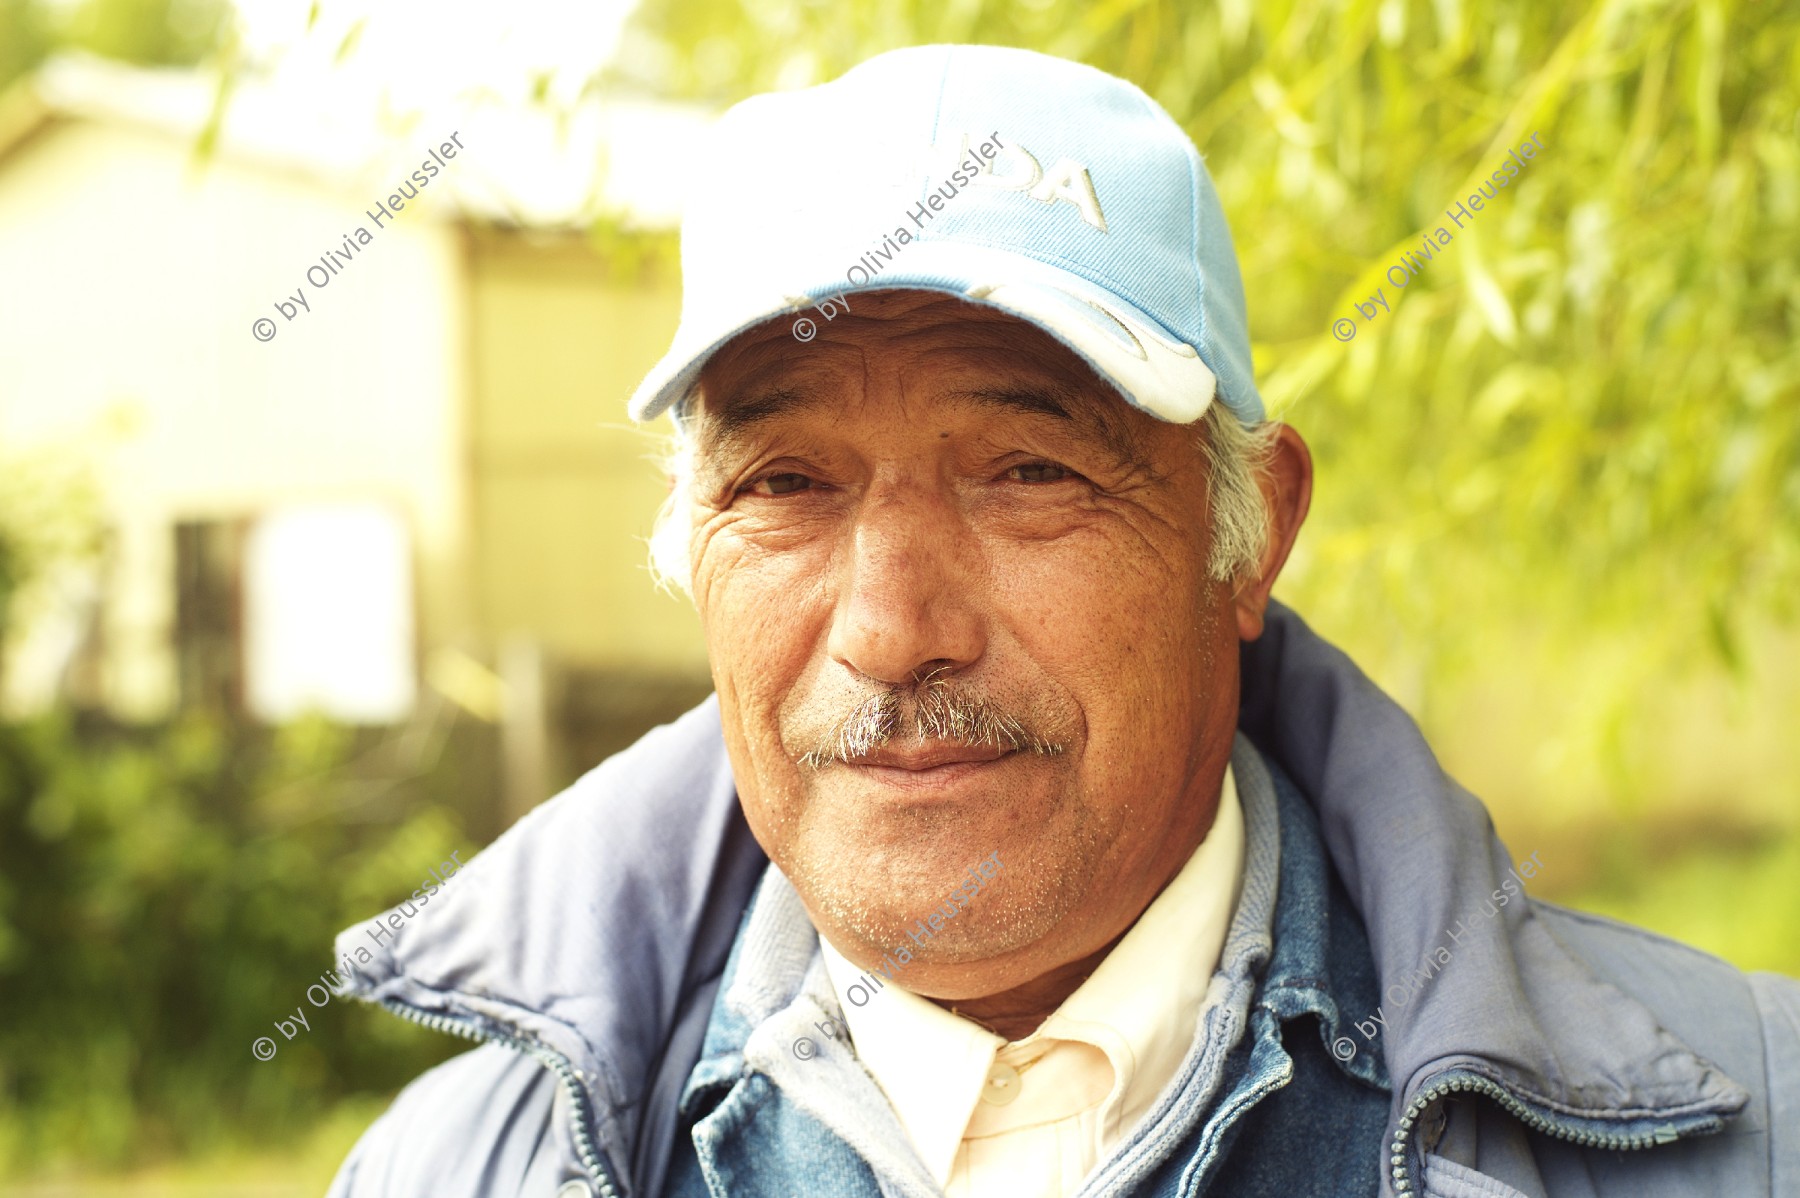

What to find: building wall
left=465, top=231, right=707, bottom=676
left=0, top=114, right=469, bottom=718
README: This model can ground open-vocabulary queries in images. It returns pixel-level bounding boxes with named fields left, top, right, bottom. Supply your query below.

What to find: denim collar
left=1256, top=741, right=1392, bottom=1094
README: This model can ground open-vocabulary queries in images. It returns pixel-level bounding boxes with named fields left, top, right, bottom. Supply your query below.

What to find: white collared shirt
left=820, top=765, right=1245, bottom=1196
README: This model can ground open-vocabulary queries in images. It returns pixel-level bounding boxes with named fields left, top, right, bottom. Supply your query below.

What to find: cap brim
left=626, top=241, right=1219, bottom=426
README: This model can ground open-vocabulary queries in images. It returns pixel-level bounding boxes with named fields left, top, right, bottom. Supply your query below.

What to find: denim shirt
left=663, top=734, right=1393, bottom=1198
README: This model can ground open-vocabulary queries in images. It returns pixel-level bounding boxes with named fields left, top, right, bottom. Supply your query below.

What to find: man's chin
left=813, top=887, right=1051, bottom=972
left=787, top=832, right=1070, bottom=969
left=797, top=805, right=1032, bottom=897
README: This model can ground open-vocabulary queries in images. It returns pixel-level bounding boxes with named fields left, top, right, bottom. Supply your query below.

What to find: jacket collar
left=334, top=696, right=767, bottom=1197
left=1239, top=603, right=1746, bottom=1192
left=336, top=601, right=1744, bottom=1195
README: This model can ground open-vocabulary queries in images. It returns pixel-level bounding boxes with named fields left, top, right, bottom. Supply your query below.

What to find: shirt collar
left=820, top=940, right=998, bottom=1181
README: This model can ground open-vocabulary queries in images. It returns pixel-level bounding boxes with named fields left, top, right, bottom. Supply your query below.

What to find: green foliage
left=61, top=0, right=229, bottom=67
left=0, top=709, right=474, bottom=1174
left=0, top=449, right=106, bottom=706
left=0, top=0, right=229, bottom=92
left=1539, top=820, right=1800, bottom=977
left=0, top=447, right=104, bottom=589
left=0, top=534, right=19, bottom=655
left=0, top=0, right=52, bottom=94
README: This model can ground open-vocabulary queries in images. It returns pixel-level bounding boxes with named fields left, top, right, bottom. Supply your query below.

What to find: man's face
left=686, top=290, right=1293, bottom=998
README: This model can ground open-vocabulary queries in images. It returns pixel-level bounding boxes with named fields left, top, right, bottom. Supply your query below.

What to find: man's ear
left=1234, top=423, right=1312, bottom=641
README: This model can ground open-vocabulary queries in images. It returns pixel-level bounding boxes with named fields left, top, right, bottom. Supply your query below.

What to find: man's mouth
left=854, top=743, right=1013, bottom=770
left=845, top=742, right=1017, bottom=790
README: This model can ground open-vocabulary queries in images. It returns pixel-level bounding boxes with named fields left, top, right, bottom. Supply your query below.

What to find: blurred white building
left=0, top=54, right=713, bottom=730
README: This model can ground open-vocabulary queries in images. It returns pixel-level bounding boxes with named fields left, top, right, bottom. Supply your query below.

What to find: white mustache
left=798, top=676, right=1066, bottom=770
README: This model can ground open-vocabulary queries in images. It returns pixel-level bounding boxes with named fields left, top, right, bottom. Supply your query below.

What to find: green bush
left=0, top=709, right=472, bottom=1174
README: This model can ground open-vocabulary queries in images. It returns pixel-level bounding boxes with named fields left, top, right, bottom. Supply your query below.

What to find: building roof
left=0, top=51, right=716, bottom=230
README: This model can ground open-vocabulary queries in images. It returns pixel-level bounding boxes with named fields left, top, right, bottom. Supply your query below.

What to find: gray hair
left=647, top=397, right=1278, bottom=594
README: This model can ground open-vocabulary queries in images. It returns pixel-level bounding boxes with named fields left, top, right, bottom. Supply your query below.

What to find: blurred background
left=0, top=0, right=1795, bottom=1191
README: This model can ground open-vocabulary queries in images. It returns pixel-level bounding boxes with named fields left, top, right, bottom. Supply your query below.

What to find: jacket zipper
left=1389, top=1070, right=1726, bottom=1196
left=378, top=998, right=623, bottom=1198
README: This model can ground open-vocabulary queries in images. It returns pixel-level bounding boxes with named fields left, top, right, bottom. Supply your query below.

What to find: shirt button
left=981, top=1060, right=1022, bottom=1106
left=556, top=1182, right=594, bottom=1198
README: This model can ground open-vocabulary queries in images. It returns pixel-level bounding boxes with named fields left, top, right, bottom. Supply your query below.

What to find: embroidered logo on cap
left=927, top=133, right=1107, bottom=232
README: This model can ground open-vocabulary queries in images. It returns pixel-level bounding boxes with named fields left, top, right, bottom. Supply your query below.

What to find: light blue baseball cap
left=628, top=44, right=1262, bottom=427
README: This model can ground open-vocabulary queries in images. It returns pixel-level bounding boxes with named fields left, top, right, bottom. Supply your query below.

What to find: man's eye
left=747, top=472, right=814, bottom=496
left=1007, top=461, right=1073, bottom=483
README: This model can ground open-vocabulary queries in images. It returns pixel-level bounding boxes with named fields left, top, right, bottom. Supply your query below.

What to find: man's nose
left=826, top=484, right=985, bottom=686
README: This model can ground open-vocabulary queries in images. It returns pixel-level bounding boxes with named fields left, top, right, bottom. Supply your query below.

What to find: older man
left=328, top=45, right=1797, bottom=1198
